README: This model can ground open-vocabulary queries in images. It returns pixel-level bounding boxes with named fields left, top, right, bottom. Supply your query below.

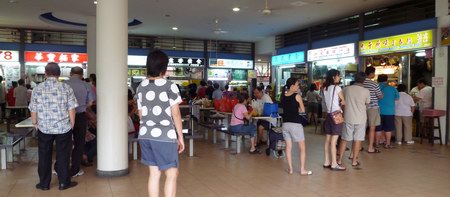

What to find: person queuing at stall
left=395, top=84, right=416, bottom=145
left=212, top=82, right=223, bottom=100
left=322, top=69, right=346, bottom=171
left=60, top=66, right=96, bottom=178
left=206, top=80, right=214, bottom=100
left=280, top=78, right=312, bottom=175
left=6, top=81, right=17, bottom=107
left=222, top=84, right=232, bottom=99
left=136, top=50, right=184, bottom=197
left=14, top=79, right=28, bottom=107
left=197, top=80, right=207, bottom=99
left=30, top=62, right=79, bottom=191
left=229, top=93, right=259, bottom=154
left=306, top=83, right=321, bottom=124
left=376, top=74, right=399, bottom=149
left=0, top=76, right=5, bottom=121
left=363, top=67, right=383, bottom=153
left=338, top=72, right=370, bottom=168
left=253, top=86, right=276, bottom=146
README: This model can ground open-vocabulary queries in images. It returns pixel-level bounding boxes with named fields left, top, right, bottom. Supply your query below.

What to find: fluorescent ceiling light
left=93, top=1, right=97, bottom=5
left=232, top=7, right=240, bottom=12
left=172, top=27, right=178, bottom=30
left=415, top=52, right=426, bottom=57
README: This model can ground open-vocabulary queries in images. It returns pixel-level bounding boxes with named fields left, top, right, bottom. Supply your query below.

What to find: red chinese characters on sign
left=25, top=51, right=88, bottom=63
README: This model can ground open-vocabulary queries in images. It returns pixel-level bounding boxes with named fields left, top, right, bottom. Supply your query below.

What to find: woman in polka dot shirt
left=136, top=50, right=184, bottom=197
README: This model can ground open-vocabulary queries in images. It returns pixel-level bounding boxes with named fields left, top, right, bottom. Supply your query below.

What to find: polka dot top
left=136, top=78, right=182, bottom=143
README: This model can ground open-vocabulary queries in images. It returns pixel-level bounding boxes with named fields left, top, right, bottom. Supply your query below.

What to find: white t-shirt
left=417, top=86, right=432, bottom=110
left=395, top=92, right=415, bottom=116
left=323, top=85, right=342, bottom=113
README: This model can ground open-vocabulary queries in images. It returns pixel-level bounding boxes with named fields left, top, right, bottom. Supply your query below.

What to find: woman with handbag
left=280, top=78, right=312, bottom=175
left=322, top=69, right=346, bottom=171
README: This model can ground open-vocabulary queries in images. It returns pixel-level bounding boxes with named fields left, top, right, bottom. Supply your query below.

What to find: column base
left=96, top=168, right=129, bottom=177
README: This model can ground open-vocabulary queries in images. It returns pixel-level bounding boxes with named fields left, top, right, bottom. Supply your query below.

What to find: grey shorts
left=367, top=108, right=381, bottom=127
left=139, top=140, right=179, bottom=171
left=342, top=122, right=366, bottom=141
left=282, top=122, right=305, bottom=142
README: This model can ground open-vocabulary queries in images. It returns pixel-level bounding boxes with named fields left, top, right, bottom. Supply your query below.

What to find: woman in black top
left=280, top=78, right=312, bottom=175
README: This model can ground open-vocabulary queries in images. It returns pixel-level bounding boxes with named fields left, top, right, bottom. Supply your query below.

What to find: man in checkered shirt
left=29, top=62, right=79, bottom=191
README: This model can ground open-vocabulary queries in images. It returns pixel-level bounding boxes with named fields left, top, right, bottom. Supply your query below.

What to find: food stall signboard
left=359, top=30, right=434, bottom=55
left=0, top=50, right=19, bottom=62
left=209, top=59, right=253, bottom=69
left=128, top=55, right=204, bottom=67
left=207, top=69, right=229, bottom=81
left=231, top=69, right=248, bottom=81
left=25, top=51, right=88, bottom=63
left=272, top=51, right=305, bottom=66
left=307, top=43, right=355, bottom=61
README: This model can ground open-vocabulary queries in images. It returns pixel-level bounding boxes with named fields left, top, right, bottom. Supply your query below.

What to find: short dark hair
left=254, top=86, right=264, bottom=92
left=18, top=79, right=24, bottom=85
left=0, top=76, right=3, bottom=82
left=417, top=78, right=427, bottom=85
left=355, top=72, right=366, bottom=83
left=71, top=66, right=84, bottom=75
left=213, top=83, right=219, bottom=89
left=26, top=84, right=31, bottom=89
left=365, top=66, right=376, bottom=76
left=236, top=93, right=249, bottom=103
left=146, top=50, right=169, bottom=77
left=224, top=84, right=229, bottom=90
left=397, top=84, right=407, bottom=92
left=309, top=83, right=317, bottom=92
left=207, top=80, right=212, bottom=86
left=200, top=80, right=207, bottom=86
left=377, top=74, right=388, bottom=83
left=45, top=62, right=61, bottom=76
left=12, top=81, right=17, bottom=87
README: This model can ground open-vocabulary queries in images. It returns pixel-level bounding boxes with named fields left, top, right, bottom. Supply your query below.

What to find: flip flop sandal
left=367, top=149, right=381, bottom=154
left=285, top=169, right=294, bottom=175
left=352, top=161, right=361, bottom=167
left=330, top=165, right=346, bottom=171
left=323, top=165, right=331, bottom=168
left=300, top=171, right=313, bottom=176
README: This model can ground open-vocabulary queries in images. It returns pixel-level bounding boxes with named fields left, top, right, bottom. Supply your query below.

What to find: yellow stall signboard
left=359, top=30, right=434, bottom=55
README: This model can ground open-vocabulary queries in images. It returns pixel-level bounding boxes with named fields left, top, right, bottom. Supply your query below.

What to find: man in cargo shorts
left=363, top=67, right=383, bottom=153
left=338, top=72, right=370, bottom=167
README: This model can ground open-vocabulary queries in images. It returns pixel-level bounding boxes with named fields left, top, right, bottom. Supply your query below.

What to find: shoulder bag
left=329, top=85, right=344, bottom=124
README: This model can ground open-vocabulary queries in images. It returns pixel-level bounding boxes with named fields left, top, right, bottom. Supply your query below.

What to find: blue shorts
left=139, top=140, right=179, bottom=171
left=229, top=124, right=257, bottom=137
left=376, top=115, right=396, bottom=132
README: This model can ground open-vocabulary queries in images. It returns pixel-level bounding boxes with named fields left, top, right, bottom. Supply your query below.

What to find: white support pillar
left=435, top=0, right=449, bottom=144
left=87, top=16, right=97, bottom=77
left=96, top=0, right=129, bottom=176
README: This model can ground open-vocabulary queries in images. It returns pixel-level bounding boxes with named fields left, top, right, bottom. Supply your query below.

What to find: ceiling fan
left=260, top=0, right=273, bottom=16
left=212, top=19, right=228, bottom=34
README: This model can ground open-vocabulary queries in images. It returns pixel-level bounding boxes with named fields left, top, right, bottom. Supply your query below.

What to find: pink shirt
left=230, top=103, right=247, bottom=126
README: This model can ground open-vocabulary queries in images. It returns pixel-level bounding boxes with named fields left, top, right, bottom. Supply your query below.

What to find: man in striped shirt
left=363, top=67, right=383, bottom=153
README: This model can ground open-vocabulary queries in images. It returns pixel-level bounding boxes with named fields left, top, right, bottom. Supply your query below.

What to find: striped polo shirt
left=363, top=78, right=382, bottom=109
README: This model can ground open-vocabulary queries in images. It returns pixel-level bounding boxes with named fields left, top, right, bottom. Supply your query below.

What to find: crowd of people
left=3, top=48, right=432, bottom=196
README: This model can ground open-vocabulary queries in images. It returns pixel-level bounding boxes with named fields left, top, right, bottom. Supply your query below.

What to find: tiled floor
left=1, top=126, right=449, bottom=197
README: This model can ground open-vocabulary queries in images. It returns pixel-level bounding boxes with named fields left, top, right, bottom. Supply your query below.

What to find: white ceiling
left=0, top=0, right=407, bottom=42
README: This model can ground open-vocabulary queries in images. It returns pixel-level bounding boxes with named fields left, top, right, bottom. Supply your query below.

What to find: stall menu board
left=359, top=30, right=434, bottom=55
left=307, top=43, right=355, bottom=61
left=128, top=69, right=146, bottom=76
left=0, top=50, right=19, bottom=62
left=128, top=55, right=204, bottom=67
left=209, top=59, right=253, bottom=69
left=272, top=51, right=305, bottom=66
left=231, top=69, right=248, bottom=81
left=25, top=51, right=88, bottom=63
left=207, top=69, right=229, bottom=80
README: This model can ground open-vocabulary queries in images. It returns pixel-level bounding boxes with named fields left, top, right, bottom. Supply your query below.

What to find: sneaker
left=52, top=170, right=57, bottom=176
left=406, top=141, right=415, bottom=144
left=396, top=141, right=402, bottom=145
left=72, top=169, right=84, bottom=178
